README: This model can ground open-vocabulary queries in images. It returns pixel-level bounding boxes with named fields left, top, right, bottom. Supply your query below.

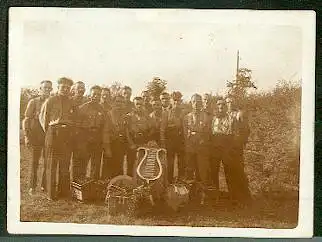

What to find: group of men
left=23, top=77, right=251, bottom=205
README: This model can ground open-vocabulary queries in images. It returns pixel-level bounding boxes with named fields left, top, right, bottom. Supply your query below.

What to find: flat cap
left=58, top=77, right=73, bottom=86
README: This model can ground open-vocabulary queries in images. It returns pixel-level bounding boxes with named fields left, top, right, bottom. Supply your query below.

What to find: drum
left=135, top=143, right=167, bottom=206
left=105, top=175, right=137, bottom=216
left=165, top=183, right=190, bottom=211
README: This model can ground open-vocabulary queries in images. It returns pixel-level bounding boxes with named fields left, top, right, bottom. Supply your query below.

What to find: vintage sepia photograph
left=7, top=8, right=315, bottom=237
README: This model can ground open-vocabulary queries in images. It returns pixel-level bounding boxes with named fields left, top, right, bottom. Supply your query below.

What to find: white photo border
left=7, top=8, right=316, bottom=237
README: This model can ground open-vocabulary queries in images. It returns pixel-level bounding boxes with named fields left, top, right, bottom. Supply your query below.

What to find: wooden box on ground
left=70, top=178, right=97, bottom=202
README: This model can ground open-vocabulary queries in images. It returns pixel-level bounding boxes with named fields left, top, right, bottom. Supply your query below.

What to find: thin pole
left=236, top=50, right=240, bottom=80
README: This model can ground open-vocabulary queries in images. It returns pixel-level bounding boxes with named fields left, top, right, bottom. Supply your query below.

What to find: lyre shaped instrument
left=136, top=146, right=166, bottom=184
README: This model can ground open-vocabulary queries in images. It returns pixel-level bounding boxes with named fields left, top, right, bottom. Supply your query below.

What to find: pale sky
left=21, top=14, right=302, bottom=100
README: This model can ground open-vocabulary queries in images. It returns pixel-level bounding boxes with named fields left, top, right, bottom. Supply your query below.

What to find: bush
left=244, top=80, right=301, bottom=197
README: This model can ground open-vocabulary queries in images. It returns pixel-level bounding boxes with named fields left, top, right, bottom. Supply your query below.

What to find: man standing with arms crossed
left=39, top=77, right=75, bottom=200
left=23, top=80, right=53, bottom=195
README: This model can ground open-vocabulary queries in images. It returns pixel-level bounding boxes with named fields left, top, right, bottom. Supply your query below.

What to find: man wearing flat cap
left=39, top=77, right=76, bottom=200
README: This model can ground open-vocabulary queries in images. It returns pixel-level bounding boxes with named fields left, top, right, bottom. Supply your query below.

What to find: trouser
left=126, top=134, right=147, bottom=177
left=100, top=150, right=111, bottom=180
left=127, top=148, right=138, bottom=177
left=44, top=125, right=72, bottom=200
left=73, top=130, right=102, bottom=181
left=28, top=145, right=46, bottom=190
left=235, top=141, right=246, bottom=168
left=186, top=148, right=210, bottom=189
left=101, top=137, right=126, bottom=179
left=211, top=135, right=251, bottom=202
left=166, top=142, right=185, bottom=184
left=210, top=136, right=223, bottom=189
left=70, top=127, right=83, bottom=182
left=150, top=130, right=161, bottom=146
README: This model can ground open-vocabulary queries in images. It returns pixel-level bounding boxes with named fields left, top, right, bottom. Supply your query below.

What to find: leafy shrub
left=245, top=80, right=301, bottom=197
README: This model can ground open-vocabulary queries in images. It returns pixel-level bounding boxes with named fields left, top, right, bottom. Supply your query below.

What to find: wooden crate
left=70, top=179, right=97, bottom=202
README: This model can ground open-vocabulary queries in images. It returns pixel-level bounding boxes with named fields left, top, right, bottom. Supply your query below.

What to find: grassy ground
left=20, top=144, right=298, bottom=228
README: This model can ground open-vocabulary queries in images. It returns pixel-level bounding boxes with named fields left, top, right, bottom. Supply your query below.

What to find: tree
left=110, top=81, right=122, bottom=98
left=146, top=77, right=167, bottom=99
left=226, top=68, right=257, bottom=106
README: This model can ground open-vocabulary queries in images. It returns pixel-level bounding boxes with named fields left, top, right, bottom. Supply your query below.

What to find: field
left=19, top=81, right=300, bottom=228
left=20, top=144, right=298, bottom=228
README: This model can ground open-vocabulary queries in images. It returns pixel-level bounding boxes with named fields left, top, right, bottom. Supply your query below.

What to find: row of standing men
left=23, top=77, right=251, bottom=205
